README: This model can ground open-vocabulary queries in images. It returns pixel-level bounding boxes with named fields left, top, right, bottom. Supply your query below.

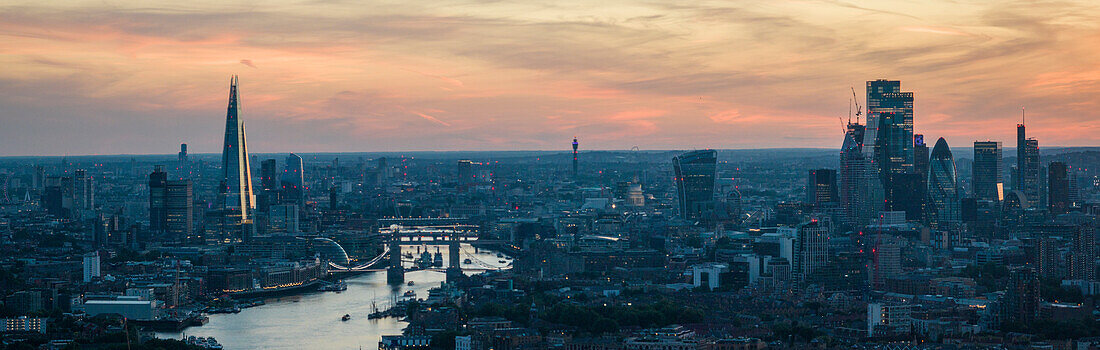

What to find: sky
left=1, top=0, right=1099, bottom=156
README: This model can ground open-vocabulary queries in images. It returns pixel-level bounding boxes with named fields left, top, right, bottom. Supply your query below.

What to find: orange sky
left=1, top=0, right=1099, bottom=156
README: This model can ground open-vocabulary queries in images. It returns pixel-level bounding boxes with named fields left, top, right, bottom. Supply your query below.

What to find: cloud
left=415, top=112, right=452, bottom=127
left=709, top=110, right=742, bottom=124
left=901, top=26, right=971, bottom=36
left=0, top=0, right=1099, bottom=155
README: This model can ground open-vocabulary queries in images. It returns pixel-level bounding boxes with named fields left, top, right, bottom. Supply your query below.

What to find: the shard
left=219, top=75, right=256, bottom=227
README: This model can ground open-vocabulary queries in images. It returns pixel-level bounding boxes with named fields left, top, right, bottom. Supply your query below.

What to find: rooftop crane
left=850, top=86, right=863, bottom=124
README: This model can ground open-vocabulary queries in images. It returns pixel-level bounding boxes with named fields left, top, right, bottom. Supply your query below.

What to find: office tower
left=1049, top=162, right=1071, bottom=214
left=870, top=236, right=901, bottom=290
left=866, top=80, right=915, bottom=175
left=672, top=150, right=718, bottom=222
left=219, top=75, right=256, bottom=227
left=42, top=176, right=74, bottom=218
left=1062, top=165, right=1082, bottom=207
left=793, top=220, right=829, bottom=285
left=885, top=173, right=923, bottom=221
left=93, top=213, right=110, bottom=248
left=1071, top=225, right=1096, bottom=281
left=1037, top=237, right=1059, bottom=279
left=913, top=135, right=929, bottom=217
left=165, top=180, right=193, bottom=244
left=1002, top=267, right=1040, bottom=327
left=329, top=185, right=337, bottom=209
left=377, top=157, right=389, bottom=185
left=177, top=143, right=190, bottom=179
left=74, top=169, right=93, bottom=213
left=280, top=153, right=305, bottom=208
left=972, top=141, right=1002, bottom=202
left=82, top=252, right=101, bottom=283
left=1016, top=123, right=1040, bottom=208
left=865, top=80, right=920, bottom=221
left=259, top=159, right=279, bottom=212
left=572, top=137, right=579, bottom=179
left=926, top=137, right=959, bottom=231
left=456, top=160, right=474, bottom=187
left=150, top=165, right=193, bottom=243
left=914, top=134, right=929, bottom=178
left=807, top=169, right=838, bottom=205
left=268, top=204, right=300, bottom=234
left=840, top=122, right=873, bottom=225
left=149, top=166, right=168, bottom=232
left=861, top=111, right=894, bottom=218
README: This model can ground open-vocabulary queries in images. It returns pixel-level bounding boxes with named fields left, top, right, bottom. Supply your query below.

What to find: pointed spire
left=227, top=75, right=240, bottom=119
left=220, top=74, right=255, bottom=224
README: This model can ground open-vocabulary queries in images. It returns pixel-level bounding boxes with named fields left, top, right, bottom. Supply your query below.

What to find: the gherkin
left=926, top=137, right=959, bottom=230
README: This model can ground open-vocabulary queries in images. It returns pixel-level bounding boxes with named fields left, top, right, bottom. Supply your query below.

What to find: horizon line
left=3, top=145, right=1100, bottom=159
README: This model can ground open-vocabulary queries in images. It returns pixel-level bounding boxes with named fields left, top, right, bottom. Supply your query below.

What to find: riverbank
left=156, top=244, right=507, bottom=349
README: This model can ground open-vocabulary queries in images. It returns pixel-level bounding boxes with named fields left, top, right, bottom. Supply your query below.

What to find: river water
left=157, top=244, right=509, bottom=349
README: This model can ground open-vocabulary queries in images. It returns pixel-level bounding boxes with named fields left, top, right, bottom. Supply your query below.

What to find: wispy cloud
left=415, top=112, right=452, bottom=127
left=901, top=26, right=971, bottom=36
left=0, top=0, right=1098, bottom=155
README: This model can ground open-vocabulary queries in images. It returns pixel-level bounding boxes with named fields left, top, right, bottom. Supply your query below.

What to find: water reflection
left=157, top=244, right=508, bottom=350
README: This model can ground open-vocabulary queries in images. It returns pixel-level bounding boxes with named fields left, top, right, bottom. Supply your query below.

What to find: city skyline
left=8, top=1, right=1100, bottom=349
left=2, top=1, right=1100, bottom=156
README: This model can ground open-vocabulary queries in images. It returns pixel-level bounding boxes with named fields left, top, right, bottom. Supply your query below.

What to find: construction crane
left=850, top=86, right=862, bottom=124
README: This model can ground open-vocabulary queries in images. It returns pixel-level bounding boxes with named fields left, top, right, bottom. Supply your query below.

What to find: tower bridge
left=325, top=218, right=509, bottom=283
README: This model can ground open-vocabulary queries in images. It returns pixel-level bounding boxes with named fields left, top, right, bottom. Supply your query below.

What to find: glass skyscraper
left=1048, top=162, right=1071, bottom=214
left=866, top=80, right=914, bottom=175
left=219, top=75, right=256, bottom=227
left=926, top=137, right=959, bottom=230
left=281, top=153, right=306, bottom=208
left=794, top=220, right=829, bottom=285
left=258, top=158, right=279, bottom=212
left=673, top=150, right=717, bottom=222
left=807, top=169, right=838, bottom=205
left=863, top=80, right=918, bottom=221
left=1016, top=123, right=1040, bottom=208
left=840, top=122, right=872, bottom=226
left=149, top=165, right=168, bottom=231
left=973, top=141, right=1002, bottom=202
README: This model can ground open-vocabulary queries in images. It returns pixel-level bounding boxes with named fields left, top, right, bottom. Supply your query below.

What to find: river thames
left=157, top=244, right=509, bottom=349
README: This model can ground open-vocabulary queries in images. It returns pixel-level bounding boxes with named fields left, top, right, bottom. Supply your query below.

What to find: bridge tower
left=386, top=239, right=404, bottom=284
left=446, top=234, right=463, bottom=282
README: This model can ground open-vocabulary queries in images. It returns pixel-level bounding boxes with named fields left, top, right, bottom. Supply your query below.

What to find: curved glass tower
left=220, top=76, right=256, bottom=226
left=673, top=150, right=717, bottom=222
left=281, top=153, right=305, bottom=207
left=926, top=137, right=959, bottom=230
